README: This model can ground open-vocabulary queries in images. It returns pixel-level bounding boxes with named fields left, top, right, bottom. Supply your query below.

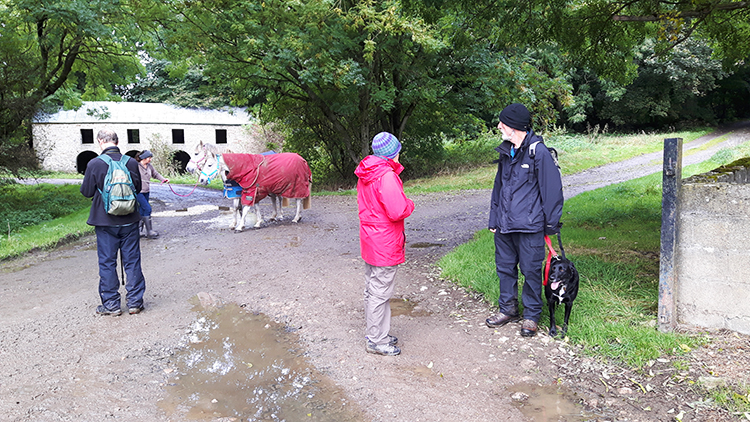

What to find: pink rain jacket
left=355, top=155, right=415, bottom=267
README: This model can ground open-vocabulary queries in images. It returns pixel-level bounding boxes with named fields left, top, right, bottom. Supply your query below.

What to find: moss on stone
left=685, top=156, right=750, bottom=184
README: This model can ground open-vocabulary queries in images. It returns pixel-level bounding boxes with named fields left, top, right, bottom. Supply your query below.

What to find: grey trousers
left=364, top=263, right=398, bottom=345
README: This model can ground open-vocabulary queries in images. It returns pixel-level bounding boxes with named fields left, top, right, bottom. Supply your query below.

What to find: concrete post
left=659, top=138, right=682, bottom=332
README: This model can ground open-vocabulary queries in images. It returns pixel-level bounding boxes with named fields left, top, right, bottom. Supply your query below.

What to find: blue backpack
left=98, top=154, right=137, bottom=215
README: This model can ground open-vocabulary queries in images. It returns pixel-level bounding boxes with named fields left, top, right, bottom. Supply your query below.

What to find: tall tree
left=0, top=0, right=143, bottom=173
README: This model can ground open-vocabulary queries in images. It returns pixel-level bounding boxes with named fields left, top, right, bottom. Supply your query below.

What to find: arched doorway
left=76, top=151, right=99, bottom=174
left=172, top=150, right=191, bottom=174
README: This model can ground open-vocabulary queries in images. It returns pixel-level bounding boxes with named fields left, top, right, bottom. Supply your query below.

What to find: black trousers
left=494, top=231, right=545, bottom=322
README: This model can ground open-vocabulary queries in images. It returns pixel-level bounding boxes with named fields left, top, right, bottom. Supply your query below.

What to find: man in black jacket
left=80, top=129, right=146, bottom=316
left=485, top=104, right=564, bottom=337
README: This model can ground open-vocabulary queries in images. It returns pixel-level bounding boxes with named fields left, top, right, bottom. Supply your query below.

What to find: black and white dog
left=544, top=237, right=579, bottom=338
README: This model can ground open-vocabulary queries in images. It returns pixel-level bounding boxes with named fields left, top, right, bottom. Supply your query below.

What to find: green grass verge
left=708, top=384, right=750, bottom=415
left=0, top=208, right=93, bottom=260
left=439, top=141, right=750, bottom=368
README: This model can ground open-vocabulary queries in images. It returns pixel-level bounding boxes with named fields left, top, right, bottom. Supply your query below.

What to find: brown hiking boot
left=520, top=319, right=538, bottom=337
left=485, top=312, right=521, bottom=328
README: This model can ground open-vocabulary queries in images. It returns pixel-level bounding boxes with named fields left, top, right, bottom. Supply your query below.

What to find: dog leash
left=543, top=233, right=566, bottom=286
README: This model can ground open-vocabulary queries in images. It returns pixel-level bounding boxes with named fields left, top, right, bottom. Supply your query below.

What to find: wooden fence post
left=659, top=138, right=682, bottom=332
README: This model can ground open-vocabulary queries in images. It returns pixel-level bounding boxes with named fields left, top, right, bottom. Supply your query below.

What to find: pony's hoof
left=292, top=217, right=301, bottom=223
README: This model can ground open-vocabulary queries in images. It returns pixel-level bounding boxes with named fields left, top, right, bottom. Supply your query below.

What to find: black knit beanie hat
left=499, top=103, right=531, bottom=131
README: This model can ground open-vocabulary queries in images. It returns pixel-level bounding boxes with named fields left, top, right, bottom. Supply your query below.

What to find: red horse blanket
left=224, top=153, right=311, bottom=206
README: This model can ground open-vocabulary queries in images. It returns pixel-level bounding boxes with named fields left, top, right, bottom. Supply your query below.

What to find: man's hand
left=544, top=222, right=562, bottom=235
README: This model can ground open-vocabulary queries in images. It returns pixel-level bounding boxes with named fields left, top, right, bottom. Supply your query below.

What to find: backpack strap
left=528, top=140, right=541, bottom=179
left=529, top=141, right=541, bottom=158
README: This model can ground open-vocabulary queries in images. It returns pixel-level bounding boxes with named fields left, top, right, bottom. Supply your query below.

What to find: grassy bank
left=0, top=183, right=94, bottom=259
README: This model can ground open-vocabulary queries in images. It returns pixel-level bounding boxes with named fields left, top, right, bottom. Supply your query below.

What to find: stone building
left=32, top=101, right=262, bottom=173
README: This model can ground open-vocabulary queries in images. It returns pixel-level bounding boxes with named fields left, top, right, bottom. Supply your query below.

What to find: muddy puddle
left=409, top=241, right=444, bottom=248
left=390, top=297, right=431, bottom=317
left=160, top=302, right=364, bottom=421
left=509, top=383, right=597, bottom=421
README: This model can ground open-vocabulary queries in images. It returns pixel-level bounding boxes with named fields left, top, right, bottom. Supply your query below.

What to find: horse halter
left=201, top=156, right=220, bottom=183
left=188, top=147, right=208, bottom=171
left=188, top=146, right=220, bottom=183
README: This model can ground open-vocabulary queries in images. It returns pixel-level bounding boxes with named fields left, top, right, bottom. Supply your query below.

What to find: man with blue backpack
left=80, top=129, right=147, bottom=316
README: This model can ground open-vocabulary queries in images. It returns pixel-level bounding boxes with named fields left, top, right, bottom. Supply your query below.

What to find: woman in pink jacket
left=355, top=132, right=415, bottom=356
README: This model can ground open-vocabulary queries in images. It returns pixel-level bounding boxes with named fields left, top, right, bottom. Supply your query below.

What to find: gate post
left=659, top=138, right=683, bottom=332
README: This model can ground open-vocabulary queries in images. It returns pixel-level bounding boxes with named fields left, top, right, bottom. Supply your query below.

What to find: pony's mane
left=202, top=143, right=237, bottom=155
left=203, top=143, right=220, bottom=154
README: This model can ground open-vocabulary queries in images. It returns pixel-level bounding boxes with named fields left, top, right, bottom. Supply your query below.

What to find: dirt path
left=2, top=126, right=750, bottom=422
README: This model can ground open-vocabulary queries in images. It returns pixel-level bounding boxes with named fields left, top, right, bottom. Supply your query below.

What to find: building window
left=172, top=129, right=185, bottom=144
left=127, top=129, right=140, bottom=144
left=216, top=129, right=227, bottom=144
left=81, top=129, right=94, bottom=144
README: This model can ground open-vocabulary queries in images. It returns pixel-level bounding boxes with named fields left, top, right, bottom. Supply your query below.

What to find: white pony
left=186, top=142, right=311, bottom=231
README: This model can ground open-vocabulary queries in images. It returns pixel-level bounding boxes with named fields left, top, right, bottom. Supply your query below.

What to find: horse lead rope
left=167, top=182, right=199, bottom=197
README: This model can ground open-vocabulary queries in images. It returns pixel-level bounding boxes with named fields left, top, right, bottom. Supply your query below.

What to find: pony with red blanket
left=187, top=141, right=311, bottom=231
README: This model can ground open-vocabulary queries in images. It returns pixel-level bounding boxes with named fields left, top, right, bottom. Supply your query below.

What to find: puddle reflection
left=509, top=383, right=594, bottom=422
left=160, top=303, right=363, bottom=421
left=390, top=297, right=431, bottom=317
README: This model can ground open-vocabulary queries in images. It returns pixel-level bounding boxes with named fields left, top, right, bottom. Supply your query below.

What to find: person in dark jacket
left=80, top=129, right=147, bottom=316
left=485, top=103, right=564, bottom=337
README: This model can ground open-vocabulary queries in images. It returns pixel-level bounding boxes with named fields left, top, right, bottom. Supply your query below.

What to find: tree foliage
left=431, top=0, right=750, bottom=82
left=563, top=39, right=732, bottom=130
left=118, top=59, right=235, bottom=108
left=151, top=0, right=571, bottom=179
left=0, top=0, right=143, bottom=173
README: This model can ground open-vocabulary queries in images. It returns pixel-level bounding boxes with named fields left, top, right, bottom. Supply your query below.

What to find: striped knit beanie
left=372, top=132, right=401, bottom=159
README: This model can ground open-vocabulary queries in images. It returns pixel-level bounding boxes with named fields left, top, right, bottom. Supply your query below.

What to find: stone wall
left=676, top=164, right=750, bottom=334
